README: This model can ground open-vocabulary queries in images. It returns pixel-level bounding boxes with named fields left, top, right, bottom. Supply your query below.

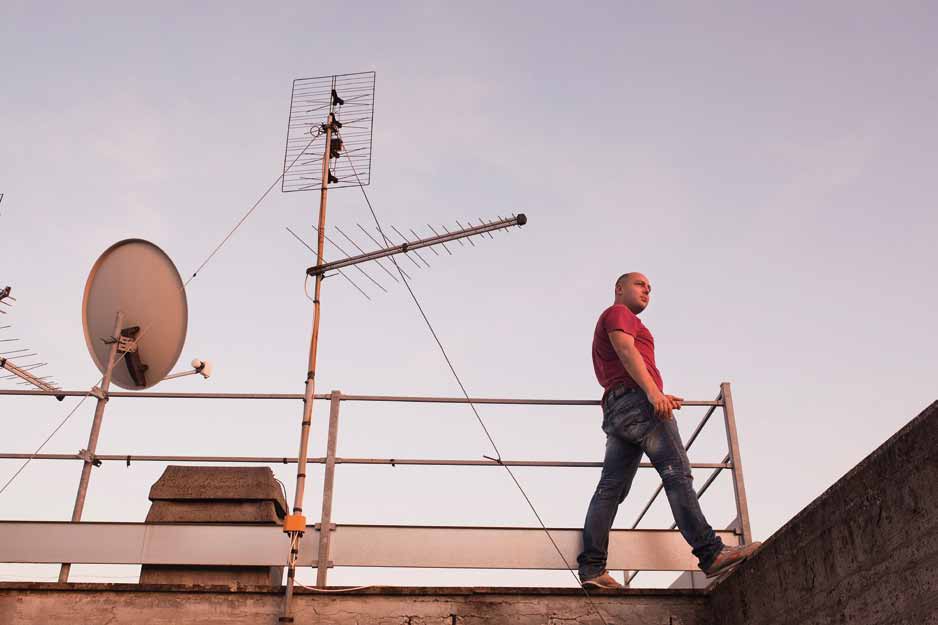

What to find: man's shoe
left=580, top=570, right=624, bottom=590
left=703, top=542, right=762, bottom=578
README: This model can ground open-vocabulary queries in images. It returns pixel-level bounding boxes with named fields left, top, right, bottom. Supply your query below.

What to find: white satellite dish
left=82, top=239, right=188, bottom=390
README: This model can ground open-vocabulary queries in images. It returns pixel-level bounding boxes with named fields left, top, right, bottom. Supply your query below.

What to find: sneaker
left=580, top=570, right=624, bottom=589
left=702, top=542, right=762, bottom=578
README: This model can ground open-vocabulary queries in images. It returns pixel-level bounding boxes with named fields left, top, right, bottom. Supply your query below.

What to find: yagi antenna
left=0, top=287, right=65, bottom=400
left=276, top=70, right=529, bottom=622
left=306, top=215, right=527, bottom=277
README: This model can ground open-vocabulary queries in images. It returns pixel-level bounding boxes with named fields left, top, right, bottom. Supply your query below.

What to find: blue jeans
left=577, top=389, right=724, bottom=579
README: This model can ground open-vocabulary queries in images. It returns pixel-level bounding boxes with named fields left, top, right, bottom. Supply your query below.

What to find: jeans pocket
left=608, top=397, right=655, bottom=444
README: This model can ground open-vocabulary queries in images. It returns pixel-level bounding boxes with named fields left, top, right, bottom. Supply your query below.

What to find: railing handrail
left=0, top=453, right=732, bottom=470
left=0, top=387, right=721, bottom=406
left=0, top=383, right=751, bottom=587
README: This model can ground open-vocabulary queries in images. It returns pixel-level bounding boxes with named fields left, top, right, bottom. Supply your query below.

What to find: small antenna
left=0, top=288, right=64, bottom=400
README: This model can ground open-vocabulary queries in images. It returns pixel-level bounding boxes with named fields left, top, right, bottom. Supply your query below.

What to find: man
left=577, top=272, right=760, bottom=589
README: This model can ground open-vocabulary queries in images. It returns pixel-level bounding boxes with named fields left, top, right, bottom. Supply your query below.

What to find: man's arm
left=608, top=330, right=682, bottom=420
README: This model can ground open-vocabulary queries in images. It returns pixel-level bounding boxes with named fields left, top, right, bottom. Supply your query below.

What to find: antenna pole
left=281, top=103, right=337, bottom=621
left=58, top=310, right=124, bottom=582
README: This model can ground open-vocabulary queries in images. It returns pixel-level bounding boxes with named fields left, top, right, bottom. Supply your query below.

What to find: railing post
left=720, top=382, right=752, bottom=545
left=59, top=310, right=124, bottom=583
left=315, top=390, right=341, bottom=587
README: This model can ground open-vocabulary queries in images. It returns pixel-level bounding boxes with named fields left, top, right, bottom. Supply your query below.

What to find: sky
left=1, top=1, right=936, bottom=588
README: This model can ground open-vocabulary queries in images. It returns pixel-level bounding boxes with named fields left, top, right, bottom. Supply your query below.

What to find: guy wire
left=186, top=129, right=323, bottom=285
left=0, top=393, right=94, bottom=496
left=339, top=138, right=613, bottom=625
left=0, top=131, right=324, bottom=497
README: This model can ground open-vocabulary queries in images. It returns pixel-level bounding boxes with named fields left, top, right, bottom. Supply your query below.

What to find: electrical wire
left=185, top=128, right=323, bottom=286
left=0, top=393, right=94, bottom=495
left=297, top=582, right=374, bottom=593
left=0, top=131, right=324, bottom=497
left=339, top=138, right=613, bottom=625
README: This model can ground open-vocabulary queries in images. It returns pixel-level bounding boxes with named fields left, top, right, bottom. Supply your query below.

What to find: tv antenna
left=277, top=72, right=527, bottom=621
left=0, top=287, right=64, bottom=399
left=57, top=239, right=212, bottom=582
left=1, top=192, right=64, bottom=397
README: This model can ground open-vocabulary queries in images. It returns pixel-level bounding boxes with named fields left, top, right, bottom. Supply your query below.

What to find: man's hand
left=666, top=395, right=684, bottom=410
left=647, top=390, right=674, bottom=420
left=646, top=392, right=684, bottom=420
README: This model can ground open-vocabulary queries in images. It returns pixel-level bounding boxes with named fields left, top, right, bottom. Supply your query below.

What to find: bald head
left=615, top=272, right=637, bottom=289
left=614, top=272, right=651, bottom=314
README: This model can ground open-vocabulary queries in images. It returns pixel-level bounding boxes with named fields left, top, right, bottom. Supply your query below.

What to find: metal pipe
left=0, top=453, right=729, bottom=470
left=59, top=311, right=123, bottom=582
left=0, top=387, right=721, bottom=407
left=316, top=391, right=341, bottom=587
left=721, top=382, right=752, bottom=545
left=681, top=403, right=719, bottom=451
left=282, top=107, right=334, bottom=623
left=307, top=214, right=527, bottom=276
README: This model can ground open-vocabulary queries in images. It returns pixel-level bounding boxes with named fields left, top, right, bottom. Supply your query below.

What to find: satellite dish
left=82, top=239, right=188, bottom=390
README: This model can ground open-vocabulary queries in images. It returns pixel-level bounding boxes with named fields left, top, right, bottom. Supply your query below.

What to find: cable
left=0, top=132, right=324, bottom=497
left=185, top=129, right=323, bottom=286
left=297, top=582, right=375, bottom=593
left=0, top=392, right=94, bottom=496
left=339, top=139, right=612, bottom=625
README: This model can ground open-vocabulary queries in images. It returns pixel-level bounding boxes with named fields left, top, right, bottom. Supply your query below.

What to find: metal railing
left=0, top=382, right=751, bottom=586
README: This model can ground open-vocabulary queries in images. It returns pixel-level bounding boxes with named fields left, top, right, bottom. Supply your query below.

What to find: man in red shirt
left=577, top=272, right=760, bottom=589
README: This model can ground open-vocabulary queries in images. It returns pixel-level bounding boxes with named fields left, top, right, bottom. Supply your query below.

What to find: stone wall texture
left=0, top=584, right=711, bottom=625
left=710, top=400, right=938, bottom=625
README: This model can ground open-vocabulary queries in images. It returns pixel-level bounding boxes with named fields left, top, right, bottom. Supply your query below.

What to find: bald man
left=577, top=272, right=760, bottom=589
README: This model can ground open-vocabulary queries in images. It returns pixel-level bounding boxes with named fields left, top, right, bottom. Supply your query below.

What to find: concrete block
left=148, top=466, right=287, bottom=516
left=145, top=501, right=284, bottom=524
left=140, top=466, right=288, bottom=587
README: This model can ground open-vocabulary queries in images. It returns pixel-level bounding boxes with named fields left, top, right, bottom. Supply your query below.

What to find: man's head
left=614, top=272, right=651, bottom=314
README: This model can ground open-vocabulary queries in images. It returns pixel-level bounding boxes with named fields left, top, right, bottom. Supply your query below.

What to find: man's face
left=616, top=273, right=651, bottom=314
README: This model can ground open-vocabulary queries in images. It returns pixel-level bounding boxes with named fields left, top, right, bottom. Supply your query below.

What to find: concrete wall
left=710, top=400, right=938, bottom=625
left=0, top=583, right=712, bottom=625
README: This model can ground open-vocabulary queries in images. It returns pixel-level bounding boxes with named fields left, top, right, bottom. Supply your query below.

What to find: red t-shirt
left=592, top=304, right=663, bottom=393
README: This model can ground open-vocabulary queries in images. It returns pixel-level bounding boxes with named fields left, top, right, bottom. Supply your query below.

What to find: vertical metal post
left=315, top=390, right=341, bottom=587
left=281, top=104, right=335, bottom=622
left=721, top=382, right=753, bottom=545
left=59, top=311, right=124, bottom=582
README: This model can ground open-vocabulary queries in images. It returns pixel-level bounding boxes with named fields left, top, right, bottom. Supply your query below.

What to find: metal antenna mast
left=277, top=72, right=527, bottom=622
left=279, top=78, right=342, bottom=620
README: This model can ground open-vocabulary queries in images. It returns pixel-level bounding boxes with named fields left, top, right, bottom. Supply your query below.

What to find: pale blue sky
left=1, top=1, right=936, bottom=586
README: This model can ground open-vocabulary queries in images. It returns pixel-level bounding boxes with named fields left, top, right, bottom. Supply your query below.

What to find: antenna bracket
left=118, top=336, right=138, bottom=353
left=77, top=449, right=102, bottom=467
